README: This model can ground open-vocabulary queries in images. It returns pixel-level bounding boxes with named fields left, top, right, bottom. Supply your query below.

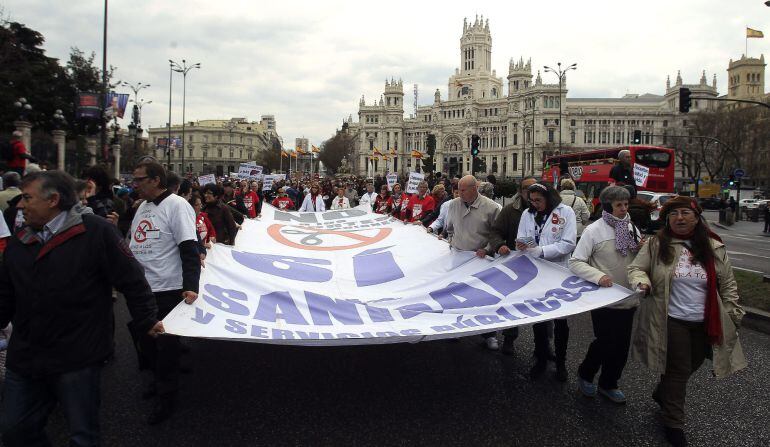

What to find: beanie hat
left=659, top=195, right=702, bottom=220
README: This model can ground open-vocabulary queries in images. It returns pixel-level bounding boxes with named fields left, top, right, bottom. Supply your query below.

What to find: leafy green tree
left=318, top=131, right=354, bottom=174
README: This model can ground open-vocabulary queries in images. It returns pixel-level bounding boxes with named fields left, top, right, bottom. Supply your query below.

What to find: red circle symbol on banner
left=267, top=224, right=392, bottom=251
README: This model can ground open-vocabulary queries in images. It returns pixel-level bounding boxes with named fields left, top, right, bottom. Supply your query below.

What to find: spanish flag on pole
left=281, top=150, right=289, bottom=158
left=747, top=27, right=764, bottom=38
left=311, top=145, right=320, bottom=153
left=373, top=147, right=383, bottom=156
left=411, top=150, right=423, bottom=159
left=290, top=151, right=298, bottom=159
left=389, top=148, right=397, bottom=156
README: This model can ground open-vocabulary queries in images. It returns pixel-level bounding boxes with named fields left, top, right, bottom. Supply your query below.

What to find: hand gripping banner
left=163, top=204, right=634, bottom=345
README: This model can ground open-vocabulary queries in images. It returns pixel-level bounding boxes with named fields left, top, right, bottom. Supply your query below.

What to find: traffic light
left=471, top=134, right=480, bottom=156
left=728, top=174, right=735, bottom=186
left=632, top=130, right=642, bottom=144
left=679, top=87, right=692, bottom=113
left=426, top=134, right=436, bottom=155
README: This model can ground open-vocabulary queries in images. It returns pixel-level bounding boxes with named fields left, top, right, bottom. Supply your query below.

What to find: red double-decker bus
left=541, top=145, right=675, bottom=207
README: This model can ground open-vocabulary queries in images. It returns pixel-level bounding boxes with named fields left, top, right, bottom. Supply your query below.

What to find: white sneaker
left=486, top=336, right=499, bottom=351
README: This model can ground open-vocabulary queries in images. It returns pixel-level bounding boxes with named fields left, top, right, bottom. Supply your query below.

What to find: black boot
left=501, top=335, right=515, bottom=355
left=555, top=360, right=568, bottom=382
left=147, top=395, right=175, bottom=425
left=530, top=358, right=548, bottom=379
left=663, top=426, right=687, bottom=447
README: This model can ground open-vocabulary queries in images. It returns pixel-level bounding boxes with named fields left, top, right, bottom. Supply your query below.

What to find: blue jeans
left=1, top=365, right=102, bottom=447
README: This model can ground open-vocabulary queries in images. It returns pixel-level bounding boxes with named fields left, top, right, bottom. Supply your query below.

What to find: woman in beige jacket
left=569, top=186, right=642, bottom=404
left=627, top=196, right=746, bottom=447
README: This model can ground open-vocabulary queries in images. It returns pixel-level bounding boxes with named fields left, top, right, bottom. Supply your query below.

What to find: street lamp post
left=128, top=98, right=151, bottom=167
left=167, top=59, right=177, bottom=170
left=544, top=62, right=577, bottom=154
left=172, top=59, right=201, bottom=174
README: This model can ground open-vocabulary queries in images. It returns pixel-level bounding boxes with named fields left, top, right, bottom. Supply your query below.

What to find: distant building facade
left=340, top=16, right=721, bottom=184
left=147, top=116, right=280, bottom=176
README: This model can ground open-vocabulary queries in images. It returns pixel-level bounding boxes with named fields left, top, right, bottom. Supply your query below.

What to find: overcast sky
left=5, top=0, right=769, bottom=145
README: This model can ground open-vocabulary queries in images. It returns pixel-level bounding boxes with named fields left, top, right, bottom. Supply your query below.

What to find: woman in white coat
left=299, top=184, right=326, bottom=212
left=516, top=182, right=577, bottom=381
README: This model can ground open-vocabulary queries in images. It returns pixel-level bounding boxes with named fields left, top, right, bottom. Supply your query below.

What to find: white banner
left=405, top=172, right=424, bottom=194
left=386, top=173, right=398, bottom=191
left=633, top=163, right=650, bottom=187
left=163, top=205, right=633, bottom=345
left=198, top=174, right=216, bottom=186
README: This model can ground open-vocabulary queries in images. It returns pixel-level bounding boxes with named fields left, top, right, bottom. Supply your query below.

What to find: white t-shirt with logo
left=129, top=193, right=197, bottom=292
left=668, top=246, right=708, bottom=322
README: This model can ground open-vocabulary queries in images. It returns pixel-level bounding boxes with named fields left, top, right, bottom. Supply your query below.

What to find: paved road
left=11, top=301, right=769, bottom=447
left=703, top=210, right=770, bottom=275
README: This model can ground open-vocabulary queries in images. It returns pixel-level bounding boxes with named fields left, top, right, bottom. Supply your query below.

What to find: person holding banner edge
left=569, top=186, right=642, bottom=404
left=516, top=182, right=577, bottom=380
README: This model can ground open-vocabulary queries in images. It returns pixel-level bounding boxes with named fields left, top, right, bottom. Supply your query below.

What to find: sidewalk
left=705, top=212, right=769, bottom=235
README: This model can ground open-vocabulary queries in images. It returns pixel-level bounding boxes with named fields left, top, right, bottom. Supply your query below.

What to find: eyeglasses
left=131, top=176, right=150, bottom=184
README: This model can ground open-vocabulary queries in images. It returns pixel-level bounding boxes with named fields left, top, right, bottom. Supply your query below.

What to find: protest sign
left=633, top=163, right=650, bottom=187
left=198, top=174, right=216, bottom=186
left=262, top=175, right=275, bottom=191
left=405, top=172, right=424, bottom=194
left=163, top=205, right=633, bottom=345
left=386, top=173, right=398, bottom=192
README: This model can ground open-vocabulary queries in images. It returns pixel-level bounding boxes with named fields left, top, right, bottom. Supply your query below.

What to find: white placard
left=633, top=163, right=650, bottom=187
left=405, top=172, right=424, bottom=194
left=198, top=174, right=216, bottom=186
left=262, top=175, right=275, bottom=191
left=163, top=204, right=633, bottom=346
left=386, top=173, right=398, bottom=192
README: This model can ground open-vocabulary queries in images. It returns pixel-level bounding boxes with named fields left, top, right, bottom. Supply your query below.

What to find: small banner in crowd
left=198, top=174, right=216, bottom=186
left=633, top=163, right=650, bottom=187
left=386, top=173, right=398, bottom=191
left=262, top=175, right=275, bottom=191
left=405, top=172, right=424, bottom=194
left=163, top=205, right=634, bottom=345
left=238, top=163, right=263, bottom=180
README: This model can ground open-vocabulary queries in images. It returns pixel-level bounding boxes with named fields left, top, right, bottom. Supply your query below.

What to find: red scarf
left=667, top=228, right=723, bottom=345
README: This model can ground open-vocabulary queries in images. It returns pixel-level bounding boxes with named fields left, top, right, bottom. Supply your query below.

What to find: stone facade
left=341, top=16, right=720, bottom=181
left=147, top=117, right=279, bottom=177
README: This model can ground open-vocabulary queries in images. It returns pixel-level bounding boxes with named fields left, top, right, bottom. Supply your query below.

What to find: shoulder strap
left=570, top=196, right=576, bottom=207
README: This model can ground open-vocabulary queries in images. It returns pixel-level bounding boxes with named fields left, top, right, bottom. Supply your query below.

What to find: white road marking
left=727, top=251, right=770, bottom=259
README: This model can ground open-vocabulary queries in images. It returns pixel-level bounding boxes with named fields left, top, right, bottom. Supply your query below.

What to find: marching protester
left=271, top=187, right=296, bottom=211
left=331, top=185, right=351, bottom=210
left=344, top=181, right=360, bottom=207
left=443, top=175, right=501, bottom=350
left=359, top=182, right=378, bottom=212
left=404, top=180, right=435, bottom=223
left=627, top=196, right=745, bottom=447
left=559, top=178, right=591, bottom=240
left=0, top=171, right=21, bottom=211
left=427, top=187, right=459, bottom=236
left=241, top=181, right=260, bottom=219
left=374, top=184, right=391, bottom=214
left=299, top=183, right=326, bottom=212
left=222, top=181, right=248, bottom=223
left=128, top=161, right=201, bottom=425
left=419, top=183, right=448, bottom=228
left=0, top=171, right=162, bottom=446
left=487, top=176, right=537, bottom=354
left=610, top=149, right=634, bottom=189
left=569, top=186, right=642, bottom=404
left=4, top=131, right=33, bottom=176
left=388, top=183, right=407, bottom=220
left=201, top=183, right=238, bottom=245
left=191, top=193, right=216, bottom=245
left=516, top=183, right=577, bottom=380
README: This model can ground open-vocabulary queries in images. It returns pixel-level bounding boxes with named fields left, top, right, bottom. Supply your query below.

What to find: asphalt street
left=8, top=300, right=769, bottom=447
left=703, top=210, right=770, bottom=275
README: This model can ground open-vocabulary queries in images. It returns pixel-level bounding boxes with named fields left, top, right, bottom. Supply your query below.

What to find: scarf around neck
left=601, top=210, right=639, bottom=256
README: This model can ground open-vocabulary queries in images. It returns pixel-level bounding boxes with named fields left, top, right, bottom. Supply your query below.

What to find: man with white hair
left=609, top=150, right=633, bottom=188
left=443, top=175, right=502, bottom=350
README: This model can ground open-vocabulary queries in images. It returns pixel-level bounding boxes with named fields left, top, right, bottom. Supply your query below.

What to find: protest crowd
left=0, top=144, right=746, bottom=447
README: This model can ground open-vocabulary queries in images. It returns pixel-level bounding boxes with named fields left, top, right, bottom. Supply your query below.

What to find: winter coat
left=517, top=203, right=577, bottom=267
left=627, top=237, right=747, bottom=378
left=560, top=190, right=591, bottom=237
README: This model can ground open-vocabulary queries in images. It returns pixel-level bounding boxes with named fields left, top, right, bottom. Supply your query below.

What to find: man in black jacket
left=0, top=170, right=162, bottom=447
left=128, top=161, right=200, bottom=425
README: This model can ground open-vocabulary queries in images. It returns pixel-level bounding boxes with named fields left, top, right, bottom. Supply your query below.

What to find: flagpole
left=280, top=149, right=283, bottom=173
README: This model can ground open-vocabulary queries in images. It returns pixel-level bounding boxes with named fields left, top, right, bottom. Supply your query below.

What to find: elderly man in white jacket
left=516, top=182, right=577, bottom=381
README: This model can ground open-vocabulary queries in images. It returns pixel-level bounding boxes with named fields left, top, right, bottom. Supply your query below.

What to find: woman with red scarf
left=299, top=184, right=325, bottom=212
left=240, top=182, right=260, bottom=219
left=387, top=183, right=407, bottom=220
left=628, top=196, right=745, bottom=447
left=190, top=194, right=216, bottom=244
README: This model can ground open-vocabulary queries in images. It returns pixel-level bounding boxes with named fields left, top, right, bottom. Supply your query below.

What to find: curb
left=742, top=306, right=770, bottom=335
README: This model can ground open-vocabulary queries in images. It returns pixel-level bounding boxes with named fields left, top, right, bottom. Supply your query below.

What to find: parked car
left=636, top=192, right=677, bottom=220
left=739, top=198, right=760, bottom=209
left=698, top=197, right=722, bottom=210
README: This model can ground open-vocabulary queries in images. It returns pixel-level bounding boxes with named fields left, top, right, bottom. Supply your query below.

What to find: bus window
left=635, top=149, right=671, bottom=168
